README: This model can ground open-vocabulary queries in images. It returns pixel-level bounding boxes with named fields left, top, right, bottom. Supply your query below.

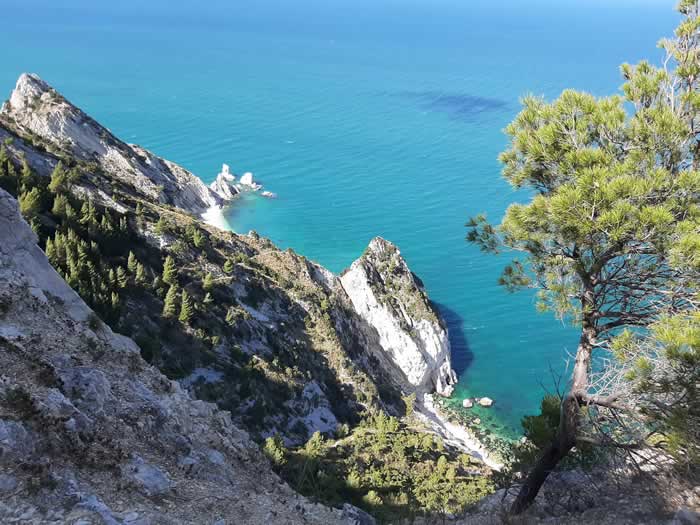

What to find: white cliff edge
left=0, top=73, right=236, bottom=215
left=340, top=237, right=457, bottom=397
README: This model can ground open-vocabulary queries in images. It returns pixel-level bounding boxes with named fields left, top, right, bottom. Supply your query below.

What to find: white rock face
left=340, top=237, right=457, bottom=397
left=239, top=172, right=254, bottom=186
left=210, top=164, right=239, bottom=200
left=1, top=74, right=234, bottom=214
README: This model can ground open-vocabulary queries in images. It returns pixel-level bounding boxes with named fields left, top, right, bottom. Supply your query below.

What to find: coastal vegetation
left=264, top=411, right=493, bottom=523
left=468, top=0, right=700, bottom=513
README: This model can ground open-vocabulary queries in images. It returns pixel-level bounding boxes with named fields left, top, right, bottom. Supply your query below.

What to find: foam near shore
left=201, top=205, right=233, bottom=231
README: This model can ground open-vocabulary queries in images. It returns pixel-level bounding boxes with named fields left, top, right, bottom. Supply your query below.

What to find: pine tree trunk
left=510, top=321, right=596, bottom=514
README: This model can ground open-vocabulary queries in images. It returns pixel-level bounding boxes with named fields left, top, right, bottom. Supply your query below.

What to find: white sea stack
left=463, top=399, right=473, bottom=408
left=478, top=397, right=493, bottom=407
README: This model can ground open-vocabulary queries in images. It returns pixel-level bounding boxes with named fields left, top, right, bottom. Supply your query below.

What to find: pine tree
left=179, top=290, right=194, bottom=324
left=99, top=213, right=114, bottom=235
left=19, top=158, right=35, bottom=194
left=202, top=272, right=214, bottom=291
left=19, top=187, right=43, bottom=219
left=0, top=145, right=18, bottom=195
left=51, top=193, right=69, bottom=218
left=45, top=237, right=57, bottom=266
left=127, top=251, right=138, bottom=274
left=48, top=161, right=67, bottom=193
left=192, top=229, right=206, bottom=249
left=467, top=3, right=700, bottom=512
left=162, top=285, right=179, bottom=318
left=108, top=268, right=118, bottom=289
left=162, top=255, right=177, bottom=285
left=203, top=292, right=214, bottom=304
left=80, top=200, right=97, bottom=227
left=116, top=266, right=129, bottom=288
left=223, top=259, right=234, bottom=274
left=135, top=262, right=147, bottom=285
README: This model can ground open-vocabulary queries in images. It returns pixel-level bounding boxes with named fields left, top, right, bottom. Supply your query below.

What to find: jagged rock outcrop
left=210, top=164, right=240, bottom=200
left=0, top=73, right=233, bottom=214
left=0, top=188, right=360, bottom=524
left=340, top=237, right=457, bottom=397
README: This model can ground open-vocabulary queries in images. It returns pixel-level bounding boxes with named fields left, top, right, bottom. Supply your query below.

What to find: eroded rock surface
left=340, top=237, right=457, bottom=396
left=0, top=188, right=354, bottom=524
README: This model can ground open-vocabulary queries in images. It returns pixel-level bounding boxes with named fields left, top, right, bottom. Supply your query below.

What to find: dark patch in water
left=431, top=301, right=473, bottom=375
left=398, top=90, right=509, bottom=122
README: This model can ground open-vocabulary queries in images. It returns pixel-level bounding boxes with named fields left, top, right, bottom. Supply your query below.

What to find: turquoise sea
left=1, top=0, right=679, bottom=435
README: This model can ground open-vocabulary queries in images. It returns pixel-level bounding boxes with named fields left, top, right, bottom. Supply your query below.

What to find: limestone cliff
left=340, top=238, right=457, bottom=397
left=0, top=72, right=460, bottom=447
left=0, top=73, right=232, bottom=214
left=0, top=188, right=366, bottom=524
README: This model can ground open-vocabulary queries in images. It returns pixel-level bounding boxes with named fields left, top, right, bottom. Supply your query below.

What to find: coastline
left=201, top=204, right=233, bottom=231
left=417, top=393, right=504, bottom=471
left=200, top=197, right=504, bottom=473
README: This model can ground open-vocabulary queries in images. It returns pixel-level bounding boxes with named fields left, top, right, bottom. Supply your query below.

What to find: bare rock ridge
left=0, top=187, right=358, bottom=524
left=0, top=73, right=232, bottom=215
left=341, top=238, right=457, bottom=397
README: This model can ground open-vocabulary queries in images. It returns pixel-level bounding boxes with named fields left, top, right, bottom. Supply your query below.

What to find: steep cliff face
left=0, top=73, right=458, bottom=446
left=0, top=73, right=230, bottom=214
left=340, top=238, right=457, bottom=397
left=0, top=188, right=363, bottom=524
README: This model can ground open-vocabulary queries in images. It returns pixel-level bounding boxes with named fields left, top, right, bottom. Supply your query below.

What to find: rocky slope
left=0, top=73, right=230, bottom=215
left=0, top=74, right=459, bottom=448
left=0, top=188, right=367, bottom=524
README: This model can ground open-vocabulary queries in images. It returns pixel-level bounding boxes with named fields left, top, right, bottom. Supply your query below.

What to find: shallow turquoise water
left=1, top=0, right=679, bottom=435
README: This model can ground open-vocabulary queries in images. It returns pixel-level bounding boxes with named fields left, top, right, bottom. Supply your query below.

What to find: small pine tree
left=192, top=229, right=206, bottom=249
left=179, top=290, right=194, bottom=324
left=116, top=266, right=129, bottom=288
left=48, top=161, right=67, bottom=194
left=127, top=251, right=138, bottom=274
left=45, top=237, right=56, bottom=266
left=162, top=285, right=179, bottom=318
left=79, top=199, right=97, bottom=227
left=19, top=158, right=35, bottom=194
left=51, top=193, right=69, bottom=218
left=203, top=292, right=214, bottom=304
left=162, top=255, right=177, bottom=285
left=19, top=187, right=43, bottom=219
left=135, top=262, right=147, bottom=285
left=108, top=268, right=118, bottom=289
left=202, top=272, right=214, bottom=291
left=0, top=146, right=18, bottom=195
left=263, top=435, right=287, bottom=466
left=110, top=291, right=120, bottom=310
left=223, top=259, right=234, bottom=274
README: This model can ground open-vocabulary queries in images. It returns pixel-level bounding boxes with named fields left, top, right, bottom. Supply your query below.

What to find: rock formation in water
left=210, top=163, right=240, bottom=200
